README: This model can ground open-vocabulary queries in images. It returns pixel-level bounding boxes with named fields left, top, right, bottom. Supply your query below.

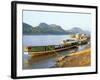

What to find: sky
left=23, top=10, right=92, bottom=31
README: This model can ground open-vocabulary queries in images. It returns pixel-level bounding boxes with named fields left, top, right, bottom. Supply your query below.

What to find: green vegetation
left=23, top=22, right=33, bottom=34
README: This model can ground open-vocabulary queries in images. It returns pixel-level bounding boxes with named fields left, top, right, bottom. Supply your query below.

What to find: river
left=23, top=35, right=70, bottom=46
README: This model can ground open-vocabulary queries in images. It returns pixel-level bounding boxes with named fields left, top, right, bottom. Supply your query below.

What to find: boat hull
left=28, top=45, right=78, bottom=57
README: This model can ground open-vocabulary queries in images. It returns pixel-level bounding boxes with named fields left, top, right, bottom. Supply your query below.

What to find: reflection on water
left=23, top=44, right=89, bottom=69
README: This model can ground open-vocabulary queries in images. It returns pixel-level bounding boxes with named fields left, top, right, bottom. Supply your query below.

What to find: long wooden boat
left=28, top=45, right=78, bottom=57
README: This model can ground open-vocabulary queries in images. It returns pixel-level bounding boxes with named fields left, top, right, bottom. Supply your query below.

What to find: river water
left=23, top=35, right=70, bottom=46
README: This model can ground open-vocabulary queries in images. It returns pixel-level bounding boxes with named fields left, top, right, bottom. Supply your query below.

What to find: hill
left=23, top=23, right=69, bottom=35
left=23, top=22, right=90, bottom=35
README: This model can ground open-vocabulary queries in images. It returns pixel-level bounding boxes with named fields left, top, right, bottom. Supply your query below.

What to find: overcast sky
left=23, top=10, right=92, bottom=31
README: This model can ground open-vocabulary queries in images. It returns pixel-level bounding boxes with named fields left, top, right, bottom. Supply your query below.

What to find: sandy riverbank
left=56, top=48, right=91, bottom=67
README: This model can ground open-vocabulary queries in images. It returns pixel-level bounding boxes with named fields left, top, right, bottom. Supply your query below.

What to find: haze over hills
left=67, top=27, right=90, bottom=35
left=23, top=22, right=90, bottom=35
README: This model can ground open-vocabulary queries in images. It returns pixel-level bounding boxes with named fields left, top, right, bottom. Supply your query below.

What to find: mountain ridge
left=23, top=22, right=90, bottom=35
